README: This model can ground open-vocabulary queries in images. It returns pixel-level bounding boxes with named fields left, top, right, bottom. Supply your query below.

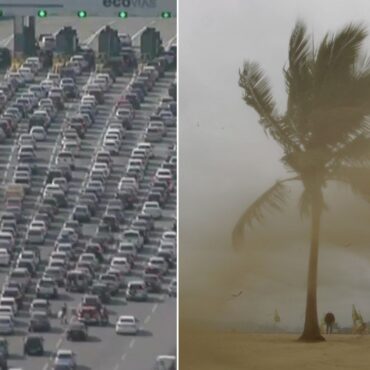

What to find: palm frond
left=329, top=166, right=370, bottom=201
left=284, top=20, right=314, bottom=146
left=239, top=62, right=301, bottom=152
left=315, top=23, right=367, bottom=84
left=232, top=179, right=297, bottom=248
left=328, top=130, right=370, bottom=168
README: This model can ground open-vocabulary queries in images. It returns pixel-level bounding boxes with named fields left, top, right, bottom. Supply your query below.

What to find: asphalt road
left=0, top=17, right=176, bottom=370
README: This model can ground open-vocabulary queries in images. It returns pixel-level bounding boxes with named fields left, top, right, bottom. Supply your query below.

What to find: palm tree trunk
left=298, top=191, right=325, bottom=342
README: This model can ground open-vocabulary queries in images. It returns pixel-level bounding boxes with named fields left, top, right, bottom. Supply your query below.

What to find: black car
left=47, top=167, right=72, bottom=183
left=89, top=283, right=111, bottom=304
left=143, top=273, right=162, bottom=293
left=23, top=335, right=44, bottom=356
left=28, top=312, right=51, bottom=332
left=66, top=321, right=88, bottom=341
left=62, top=85, right=79, bottom=99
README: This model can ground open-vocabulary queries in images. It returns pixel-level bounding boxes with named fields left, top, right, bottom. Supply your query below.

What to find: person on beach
left=324, top=312, right=335, bottom=334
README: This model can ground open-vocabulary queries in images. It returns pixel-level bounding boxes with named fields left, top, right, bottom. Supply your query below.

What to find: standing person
left=324, top=312, right=336, bottom=334
left=60, top=303, right=68, bottom=325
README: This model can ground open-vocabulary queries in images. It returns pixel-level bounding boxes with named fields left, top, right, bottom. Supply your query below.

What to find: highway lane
left=0, top=22, right=176, bottom=369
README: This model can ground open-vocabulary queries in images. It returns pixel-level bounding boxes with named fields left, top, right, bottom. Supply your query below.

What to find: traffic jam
left=0, top=29, right=177, bottom=370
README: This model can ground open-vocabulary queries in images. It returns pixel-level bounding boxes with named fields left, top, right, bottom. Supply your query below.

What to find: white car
left=0, top=249, right=10, bottom=266
left=0, top=297, right=18, bottom=315
left=142, top=201, right=162, bottom=219
left=70, top=54, right=88, bottom=69
left=29, top=298, right=51, bottom=316
left=54, top=349, right=77, bottom=369
left=36, top=277, right=58, bottom=299
left=52, top=177, right=69, bottom=193
left=18, top=67, right=34, bottom=82
left=26, top=225, right=46, bottom=244
left=110, top=257, right=131, bottom=274
left=161, top=231, right=177, bottom=246
left=0, top=306, right=15, bottom=322
left=30, top=126, right=47, bottom=141
left=56, top=151, right=75, bottom=169
left=0, top=315, right=14, bottom=334
left=115, top=315, right=138, bottom=335
left=103, top=139, right=120, bottom=155
left=40, top=79, right=55, bottom=92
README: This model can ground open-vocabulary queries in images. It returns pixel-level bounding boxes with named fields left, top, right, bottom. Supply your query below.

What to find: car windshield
left=26, top=337, right=42, bottom=346
left=58, top=353, right=72, bottom=359
left=0, top=318, right=10, bottom=324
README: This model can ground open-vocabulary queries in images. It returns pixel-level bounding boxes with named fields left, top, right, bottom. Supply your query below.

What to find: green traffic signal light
left=37, top=9, right=47, bottom=18
left=161, top=11, right=171, bottom=19
left=118, top=11, right=128, bottom=19
left=77, top=10, right=87, bottom=18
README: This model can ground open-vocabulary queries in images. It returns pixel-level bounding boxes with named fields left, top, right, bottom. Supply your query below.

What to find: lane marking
left=129, top=339, right=135, bottom=348
left=56, top=338, right=62, bottom=349
left=2, top=34, right=13, bottom=47
left=113, top=364, right=120, bottom=370
left=152, top=303, right=158, bottom=313
left=166, top=35, right=177, bottom=49
left=144, top=315, right=151, bottom=324
left=121, top=353, right=127, bottom=361
left=42, top=364, right=49, bottom=370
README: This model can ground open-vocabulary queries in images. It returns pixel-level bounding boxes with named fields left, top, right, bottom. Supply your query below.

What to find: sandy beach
left=180, top=320, right=370, bottom=370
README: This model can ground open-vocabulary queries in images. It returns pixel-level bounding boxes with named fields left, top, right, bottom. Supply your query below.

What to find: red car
left=77, top=306, right=109, bottom=326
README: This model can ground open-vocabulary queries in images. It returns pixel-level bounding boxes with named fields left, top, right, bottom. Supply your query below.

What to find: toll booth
left=55, top=26, right=79, bottom=56
left=98, top=26, right=121, bottom=57
left=0, top=48, right=11, bottom=70
left=140, top=27, right=163, bottom=61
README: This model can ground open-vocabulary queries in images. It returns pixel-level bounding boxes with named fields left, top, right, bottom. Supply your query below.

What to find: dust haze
left=179, top=0, right=370, bottom=332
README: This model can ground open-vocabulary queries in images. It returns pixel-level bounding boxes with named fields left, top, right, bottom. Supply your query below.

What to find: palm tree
left=234, top=20, right=370, bottom=342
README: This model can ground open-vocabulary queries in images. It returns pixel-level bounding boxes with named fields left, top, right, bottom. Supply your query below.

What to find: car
left=28, top=311, right=51, bottom=332
left=72, top=205, right=91, bottom=223
left=115, top=315, right=138, bottom=335
left=36, top=278, right=58, bottom=299
left=126, top=280, right=148, bottom=301
left=66, top=320, right=88, bottom=341
left=89, top=283, right=111, bottom=304
left=0, top=250, right=10, bottom=267
left=29, top=299, right=52, bottom=317
left=0, top=307, right=14, bottom=322
left=147, top=256, right=169, bottom=275
left=77, top=306, right=108, bottom=326
left=98, top=273, right=120, bottom=295
left=142, top=201, right=162, bottom=219
left=143, top=273, right=163, bottom=293
left=110, top=257, right=131, bottom=274
left=54, top=350, right=77, bottom=369
left=23, top=335, right=44, bottom=356
left=121, top=229, right=143, bottom=251
left=0, top=316, right=14, bottom=335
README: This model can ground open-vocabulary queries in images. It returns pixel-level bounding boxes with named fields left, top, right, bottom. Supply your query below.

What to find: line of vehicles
left=0, top=33, right=177, bottom=370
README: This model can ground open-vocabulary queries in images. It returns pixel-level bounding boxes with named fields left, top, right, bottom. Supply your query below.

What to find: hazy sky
left=180, top=0, right=370, bottom=330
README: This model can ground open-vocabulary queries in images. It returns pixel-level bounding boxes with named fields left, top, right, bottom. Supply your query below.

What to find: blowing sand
left=180, top=320, right=370, bottom=370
